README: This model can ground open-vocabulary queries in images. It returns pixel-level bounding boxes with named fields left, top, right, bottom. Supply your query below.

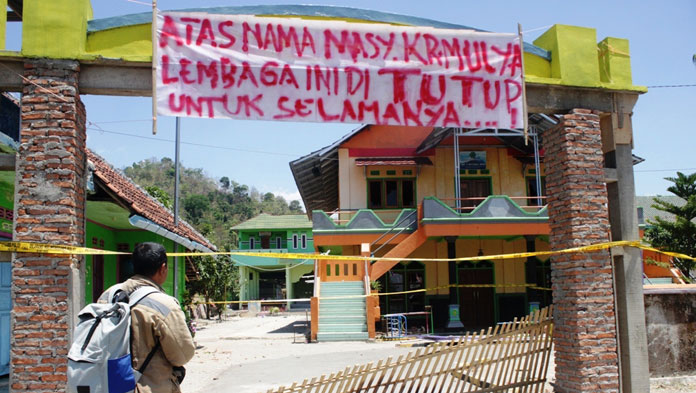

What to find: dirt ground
left=182, top=313, right=554, bottom=393
left=181, top=313, right=693, bottom=393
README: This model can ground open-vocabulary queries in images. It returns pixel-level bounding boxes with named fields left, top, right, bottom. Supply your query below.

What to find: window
left=249, top=237, right=255, bottom=249
left=292, top=234, right=298, bottom=249
left=276, top=237, right=282, bottom=249
left=526, top=177, right=546, bottom=196
left=301, top=234, right=307, bottom=249
left=367, top=179, right=416, bottom=209
left=377, top=261, right=425, bottom=315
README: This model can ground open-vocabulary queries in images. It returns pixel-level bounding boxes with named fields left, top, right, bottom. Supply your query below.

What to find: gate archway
left=0, top=2, right=649, bottom=391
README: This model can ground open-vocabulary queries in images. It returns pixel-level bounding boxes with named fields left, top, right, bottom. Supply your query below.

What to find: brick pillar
left=543, top=109, right=620, bottom=392
left=12, top=59, right=86, bottom=392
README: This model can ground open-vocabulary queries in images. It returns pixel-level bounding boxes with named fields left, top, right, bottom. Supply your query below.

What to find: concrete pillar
left=445, top=236, right=463, bottom=329
left=602, top=109, right=650, bottom=392
left=239, top=265, right=247, bottom=303
left=12, top=59, right=86, bottom=392
left=543, top=109, right=620, bottom=392
left=285, top=265, right=292, bottom=310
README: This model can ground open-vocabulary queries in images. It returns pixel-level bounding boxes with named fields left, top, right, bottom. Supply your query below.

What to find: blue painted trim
left=87, top=4, right=550, bottom=60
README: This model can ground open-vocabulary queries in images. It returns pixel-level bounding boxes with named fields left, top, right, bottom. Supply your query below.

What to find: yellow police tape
left=192, top=283, right=553, bottom=306
left=1, top=239, right=694, bottom=262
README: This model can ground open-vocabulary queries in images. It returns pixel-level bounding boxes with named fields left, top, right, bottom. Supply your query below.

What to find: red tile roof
left=87, top=149, right=216, bottom=251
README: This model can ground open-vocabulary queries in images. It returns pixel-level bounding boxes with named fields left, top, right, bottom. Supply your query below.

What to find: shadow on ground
left=268, top=320, right=309, bottom=334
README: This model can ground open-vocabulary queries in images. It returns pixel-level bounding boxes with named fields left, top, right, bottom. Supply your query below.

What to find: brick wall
left=543, top=109, right=620, bottom=392
left=11, top=59, right=86, bottom=392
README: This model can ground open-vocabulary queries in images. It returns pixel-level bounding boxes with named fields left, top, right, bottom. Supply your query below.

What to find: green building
left=84, top=150, right=217, bottom=304
left=231, top=214, right=315, bottom=309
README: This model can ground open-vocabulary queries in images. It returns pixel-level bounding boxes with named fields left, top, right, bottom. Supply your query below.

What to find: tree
left=219, top=176, right=230, bottom=190
left=144, top=185, right=173, bottom=209
left=183, top=194, right=210, bottom=224
left=289, top=200, right=303, bottom=213
left=188, top=255, right=239, bottom=319
left=644, top=172, right=696, bottom=280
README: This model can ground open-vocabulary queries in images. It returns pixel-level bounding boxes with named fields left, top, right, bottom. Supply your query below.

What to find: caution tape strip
left=193, top=283, right=553, bottom=305
left=0, top=239, right=694, bottom=262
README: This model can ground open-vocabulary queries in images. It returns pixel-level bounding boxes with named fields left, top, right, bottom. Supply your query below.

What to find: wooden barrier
left=266, top=306, right=553, bottom=393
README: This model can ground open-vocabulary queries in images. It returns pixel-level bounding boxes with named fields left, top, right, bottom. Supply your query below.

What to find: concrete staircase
left=317, top=281, right=369, bottom=341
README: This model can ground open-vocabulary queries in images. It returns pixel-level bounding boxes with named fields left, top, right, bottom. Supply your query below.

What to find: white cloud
left=273, top=189, right=302, bottom=202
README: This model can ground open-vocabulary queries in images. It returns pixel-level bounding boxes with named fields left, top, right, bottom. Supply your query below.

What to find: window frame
left=366, top=177, right=416, bottom=209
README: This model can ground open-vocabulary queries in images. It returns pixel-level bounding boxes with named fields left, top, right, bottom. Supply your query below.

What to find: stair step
left=319, top=305, right=365, bottom=311
left=316, top=332, right=370, bottom=342
left=319, top=316, right=367, bottom=324
left=320, top=290, right=365, bottom=295
left=319, top=297, right=365, bottom=302
left=318, top=324, right=367, bottom=333
left=319, top=310, right=366, bottom=317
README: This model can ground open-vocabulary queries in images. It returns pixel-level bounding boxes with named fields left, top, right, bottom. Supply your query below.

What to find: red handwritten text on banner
left=156, top=13, right=524, bottom=128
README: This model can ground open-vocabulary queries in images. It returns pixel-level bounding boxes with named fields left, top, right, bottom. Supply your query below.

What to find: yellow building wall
left=402, top=237, right=550, bottom=298
left=338, top=144, right=543, bottom=210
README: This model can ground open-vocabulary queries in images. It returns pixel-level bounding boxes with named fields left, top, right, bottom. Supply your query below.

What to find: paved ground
left=182, top=314, right=416, bottom=393
left=0, top=314, right=692, bottom=392
left=181, top=313, right=696, bottom=393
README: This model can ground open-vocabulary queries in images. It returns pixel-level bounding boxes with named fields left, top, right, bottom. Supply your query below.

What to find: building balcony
left=312, top=196, right=549, bottom=245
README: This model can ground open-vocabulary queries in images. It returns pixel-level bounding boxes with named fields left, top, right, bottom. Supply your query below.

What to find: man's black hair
left=132, top=242, right=167, bottom=277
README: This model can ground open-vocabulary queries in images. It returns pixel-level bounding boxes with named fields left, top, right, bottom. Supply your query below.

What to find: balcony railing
left=325, top=208, right=410, bottom=226
left=439, top=196, right=547, bottom=214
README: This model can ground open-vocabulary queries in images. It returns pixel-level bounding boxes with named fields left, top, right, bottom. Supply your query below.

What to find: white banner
left=156, top=12, right=524, bottom=128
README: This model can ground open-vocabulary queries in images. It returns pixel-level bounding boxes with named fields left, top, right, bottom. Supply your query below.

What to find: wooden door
left=92, top=255, right=104, bottom=302
left=460, top=178, right=491, bottom=208
left=261, top=236, right=270, bottom=249
left=458, top=262, right=495, bottom=329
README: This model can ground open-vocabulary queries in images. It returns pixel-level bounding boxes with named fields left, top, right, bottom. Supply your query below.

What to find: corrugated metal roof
left=290, top=125, right=368, bottom=215
left=231, top=214, right=312, bottom=230
left=636, top=195, right=693, bottom=225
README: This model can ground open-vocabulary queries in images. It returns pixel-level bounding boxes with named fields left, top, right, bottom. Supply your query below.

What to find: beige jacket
left=100, top=275, right=195, bottom=393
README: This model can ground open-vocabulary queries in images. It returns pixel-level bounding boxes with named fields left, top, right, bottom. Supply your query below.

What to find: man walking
left=100, top=242, right=195, bottom=393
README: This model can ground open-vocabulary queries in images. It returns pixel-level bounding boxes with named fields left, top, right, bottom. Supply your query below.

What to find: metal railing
left=370, top=209, right=418, bottom=256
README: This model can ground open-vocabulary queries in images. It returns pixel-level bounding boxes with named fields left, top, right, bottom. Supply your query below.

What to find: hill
left=123, top=157, right=303, bottom=249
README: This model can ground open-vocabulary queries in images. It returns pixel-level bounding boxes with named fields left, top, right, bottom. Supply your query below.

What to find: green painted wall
left=0, top=171, right=14, bottom=238
left=84, top=224, right=188, bottom=304
left=239, top=229, right=314, bottom=253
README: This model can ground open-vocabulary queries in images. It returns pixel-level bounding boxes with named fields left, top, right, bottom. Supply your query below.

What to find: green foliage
left=123, top=157, right=306, bottom=305
left=123, top=157, right=305, bottom=250
left=644, top=172, right=696, bottom=280
left=145, top=185, right=173, bottom=209
left=188, top=255, right=239, bottom=319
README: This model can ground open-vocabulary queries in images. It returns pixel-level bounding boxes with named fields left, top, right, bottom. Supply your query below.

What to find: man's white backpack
left=67, top=285, right=159, bottom=393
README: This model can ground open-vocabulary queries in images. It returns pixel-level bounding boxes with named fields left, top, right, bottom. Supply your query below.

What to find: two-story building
left=292, top=123, right=554, bottom=335
left=231, top=214, right=315, bottom=309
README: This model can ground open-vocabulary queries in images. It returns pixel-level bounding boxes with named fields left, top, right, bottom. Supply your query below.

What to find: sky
left=7, top=1, right=696, bottom=201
